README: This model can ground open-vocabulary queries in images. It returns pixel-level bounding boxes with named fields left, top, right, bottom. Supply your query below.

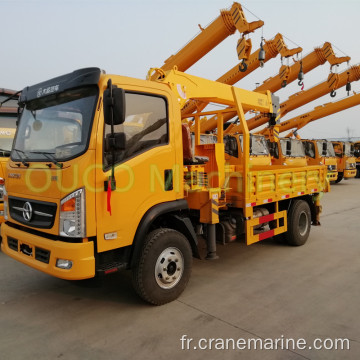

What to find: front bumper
left=344, top=169, right=356, bottom=179
left=1, top=223, right=95, bottom=280
left=326, top=171, right=337, bottom=181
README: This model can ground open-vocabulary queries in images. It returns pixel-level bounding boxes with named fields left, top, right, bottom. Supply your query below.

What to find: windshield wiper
left=28, top=151, right=63, bottom=168
left=12, top=148, right=29, bottom=167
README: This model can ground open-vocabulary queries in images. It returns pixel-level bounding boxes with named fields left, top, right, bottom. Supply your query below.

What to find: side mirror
left=103, top=87, right=126, bottom=126
left=322, top=142, right=328, bottom=156
left=105, top=133, right=126, bottom=152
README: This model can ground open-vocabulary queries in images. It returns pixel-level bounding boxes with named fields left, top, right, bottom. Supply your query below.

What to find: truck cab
left=0, top=89, right=18, bottom=223
left=354, top=141, right=360, bottom=178
left=302, top=139, right=337, bottom=181
left=267, top=138, right=307, bottom=166
left=224, top=134, right=272, bottom=167
left=332, top=141, right=356, bottom=183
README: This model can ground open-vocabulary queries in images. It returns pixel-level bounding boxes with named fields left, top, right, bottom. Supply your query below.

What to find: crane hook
left=346, top=72, right=351, bottom=96
left=281, top=80, right=287, bottom=88
left=258, top=37, right=265, bottom=68
left=239, top=60, right=248, bottom=72
left=298, top=60, right=304, bottom=87
left=330, top=90, right=336, bottom=98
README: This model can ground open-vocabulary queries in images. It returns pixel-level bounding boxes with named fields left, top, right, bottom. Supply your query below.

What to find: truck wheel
left=132, top=228, right=192, bottom=305
left=285, top=200, right=311, bottom=246
left=335, top=172, right=343, bottom=183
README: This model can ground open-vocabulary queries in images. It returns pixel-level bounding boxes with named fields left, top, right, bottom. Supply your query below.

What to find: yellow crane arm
left=149, top=68, right=274, bottom=115
left=256, top=42, right=350, bottom=93
left=247, top=64, right=360, bottom=131
left=158, top=2, right=263, bottom=74
left=181, top=33, right=302, bottom=117
left=278, top=91, right=360, bottom=134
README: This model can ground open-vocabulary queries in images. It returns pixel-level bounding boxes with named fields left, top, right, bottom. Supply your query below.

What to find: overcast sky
left=1, top=0, right=360, bottom=139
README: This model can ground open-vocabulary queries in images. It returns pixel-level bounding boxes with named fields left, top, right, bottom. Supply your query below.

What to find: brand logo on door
left=22, top=202, right=33, bottom=222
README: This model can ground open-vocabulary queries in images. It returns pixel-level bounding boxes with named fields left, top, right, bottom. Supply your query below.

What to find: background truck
left=0, top=88, right=19, bottom=225
left=302, top=139, right=338, bottom=181
left=354, top=141, right=360, bottom=178
left=1, top=67, right=327, bottom=305
left=332, top=141, right=356, bottom=182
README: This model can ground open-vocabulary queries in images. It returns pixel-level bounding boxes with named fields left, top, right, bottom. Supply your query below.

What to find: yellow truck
left=302, top=139, right=338, bottom=181
left=354, top=141, right=360, bottom=178
left=0, top=67, right=327, bottom=304
left=332, top=141, right=356, bottom=182
left=266, top=137, right=308, bottom=167
left=0, top=89, right=19, bottom=224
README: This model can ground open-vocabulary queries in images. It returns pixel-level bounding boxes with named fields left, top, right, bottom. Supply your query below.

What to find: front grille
left=35, top=247, right=50, bottom=264
left=7, top=236, right=18, bottom=251
left=9, top=196, right=57, bottom=229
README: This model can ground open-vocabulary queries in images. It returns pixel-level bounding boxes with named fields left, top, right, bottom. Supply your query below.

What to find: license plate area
left=20, top=243, right=33, bottom=257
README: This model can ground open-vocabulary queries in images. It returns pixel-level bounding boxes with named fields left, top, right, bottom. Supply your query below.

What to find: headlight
left=59, top=188, right=86, bottom=237
left=346, top=163, right=356, bottom=170
left=327, top=165, right=336, bottom=171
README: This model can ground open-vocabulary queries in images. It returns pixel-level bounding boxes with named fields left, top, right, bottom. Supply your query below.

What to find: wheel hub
left=299, top=211, right=309, bottom=236
left=155, top=247, right=184, bottom=289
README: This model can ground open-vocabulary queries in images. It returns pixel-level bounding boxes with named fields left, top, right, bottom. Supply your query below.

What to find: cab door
left=95, top=87, right=181, bottom=253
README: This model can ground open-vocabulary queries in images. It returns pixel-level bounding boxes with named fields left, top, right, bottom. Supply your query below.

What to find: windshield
left=239, top=135, right=269, bottom=155
left=12, top=86, right=98, bottom=162
left=251, top=135, right=269, bottom=155
left=344, top=142, right=354, bottom=157
left=280, top=139, right=305, bottom=157
left=316, top=141, right=335, bottom=157
left=0, top=115, right=17, bottom=155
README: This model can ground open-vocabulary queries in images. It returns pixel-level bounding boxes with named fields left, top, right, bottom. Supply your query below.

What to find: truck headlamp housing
left=346, top=162, right=356, bottom=170
left=60, top=188, right=86, bottom=238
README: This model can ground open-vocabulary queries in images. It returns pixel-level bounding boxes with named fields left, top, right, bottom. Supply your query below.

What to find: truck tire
left=335, top=172, right=343, bottom=183
left=132, top=228, right=192, bottom=305
left=285, top=200, right=311, bottom=246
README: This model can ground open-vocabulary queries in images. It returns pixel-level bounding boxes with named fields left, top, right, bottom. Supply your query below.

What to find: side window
left=267, top=139, right=279, bottom=158
left=304, top=141, right=315, bottom=158
left=224, top=135, right=238, bottom=158
left=104, top=92, right=168, bottom=168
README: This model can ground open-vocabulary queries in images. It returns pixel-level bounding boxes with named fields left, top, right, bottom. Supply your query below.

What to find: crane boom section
left=151, top=68, right=274, bottom=115
left=159, top=2, right=263, bottom=73
left=256, top=42, right=351, bottom=93
left=247, top=65, right=360, bottom=131
left=278, top=92, right=360, bottom=133
left=181, top=33, right=301, bottom=117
